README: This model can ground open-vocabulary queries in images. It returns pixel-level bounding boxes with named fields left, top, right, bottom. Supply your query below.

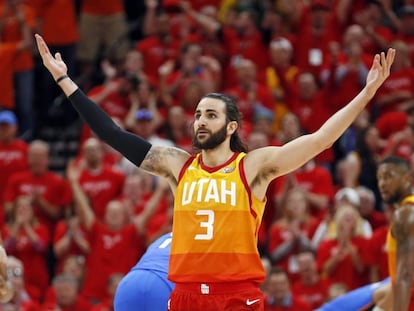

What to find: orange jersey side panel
left=169, top=153, right=266, bottom=283
left=387, top=195, right=414, bottom=283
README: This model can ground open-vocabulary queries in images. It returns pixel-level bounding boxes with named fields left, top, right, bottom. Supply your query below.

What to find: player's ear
left=227, top=121, right=238, bottom=134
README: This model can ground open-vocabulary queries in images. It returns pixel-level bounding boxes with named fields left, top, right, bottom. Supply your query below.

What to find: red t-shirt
left=267, top=219, right=319, bottom=277
left=2, top=223, right=50, bottom=296
left=317, top=237, right=369, bottom=290
left=87, top=85, right=132, bottom=121
left=53, top=219, right=90, bottom=273
left=78, top=166, right=125, bottom=220
left=81, top=220, right=145, bottom=301
left=0, top=138, right=28, bottom=224
left=264, top=294, right=312, bottom=311
left=136, top=36, right=180, bottom=81
left=3, top=170, right=73, bottom=235
left=291, top=278, right=331, bottom=309
left=366, top=226, right=389, bottom=281
left=31, top=0, right=79, bottom=45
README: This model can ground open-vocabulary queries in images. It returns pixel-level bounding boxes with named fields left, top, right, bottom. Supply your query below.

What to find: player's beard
left=384, top=189, right=404, bottom=205
left=193, top=124, right=227, bottom=150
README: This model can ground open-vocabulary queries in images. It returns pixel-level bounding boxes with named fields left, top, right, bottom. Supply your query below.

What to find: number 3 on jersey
left=194, top=210, right=214, bottom=240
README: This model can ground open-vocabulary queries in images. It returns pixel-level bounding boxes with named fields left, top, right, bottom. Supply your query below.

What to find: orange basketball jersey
left=387, top=195, right=414, bottom=282
left=169, top=152, right=266, bottom=284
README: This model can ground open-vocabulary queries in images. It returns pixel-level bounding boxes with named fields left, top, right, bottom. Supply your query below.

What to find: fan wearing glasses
left=0, top=245, right=13, bottom=303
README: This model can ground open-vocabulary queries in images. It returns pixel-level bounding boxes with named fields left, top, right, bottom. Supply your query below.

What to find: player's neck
left=201, top=144, right=234, bottom=168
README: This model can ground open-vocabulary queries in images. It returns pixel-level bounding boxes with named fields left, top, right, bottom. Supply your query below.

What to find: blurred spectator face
left=247, top=131, right=268, bottom=151
left=298, top=73, right=318, bottom=99
left=14, top=196, right=34, bottom=223
left=168, top=106, right=187, bottom=129
left=296, top=251, right=317, bottom=277
left=7, top=257, right=24, bottom=294
left=123, top=174, right=144, bottom=202
left=28, top=141, right=49, bottom=175
left=364, top=125, right=381, bottom=152
left=267, top=271, right=290, bottom=301
left=82, top=138, right=104, bottom=168
left=335, top=205, right=358, bottom=236
left=62, top=256, right=86, bottom=285
left=54, top=276, right=79, bottom=307
left=137, top=81, right=153, bottom=105
left=0, top=111, right=17, bottom=143
left=280, top=113, right=301, bottom=141
left=124, top=50, right=144, bottom=74
left=105, top=200, right=127, bottom=229
left=156, top=13, right=170, bottom=36
left=182, top=81, right=203, bottom=110
left=269, top=39, right=293, bottom=66
left=107, top=274, right=123, bottom=298
left=236, top=59, right=256, bottom=85
left=285, top=189, right=308, bottom=220
left=356, top=187, right=375, bottom=217
left=234, top=11, right=254, bottom=34
left=343, top=24, right=364, bottom=47
left=181, top=44, right=202, bottom=74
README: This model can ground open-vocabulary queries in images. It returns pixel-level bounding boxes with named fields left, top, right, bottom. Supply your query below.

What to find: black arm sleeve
left=68, top=89, right=152, bottom=167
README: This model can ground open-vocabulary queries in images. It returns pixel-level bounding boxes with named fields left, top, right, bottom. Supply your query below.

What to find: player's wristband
left=56, top=74, right=69, bottom=83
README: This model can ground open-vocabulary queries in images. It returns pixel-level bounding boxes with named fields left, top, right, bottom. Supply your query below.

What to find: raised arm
left=392, top=203, right=414, bottom=311
left=35, top=34, right=190, bottom=184
left=66, top=164, right=95, bottom=230
left=245, top=48, right=395, bottom=197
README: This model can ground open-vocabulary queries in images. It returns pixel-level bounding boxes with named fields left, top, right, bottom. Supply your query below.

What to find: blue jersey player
left=316, top=277, right=390, bottom=311
left=114, top=232, right=175, bottom=311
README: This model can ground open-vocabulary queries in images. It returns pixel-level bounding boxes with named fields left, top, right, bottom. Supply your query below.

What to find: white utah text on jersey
left=181, top=178, right=236, bottom=206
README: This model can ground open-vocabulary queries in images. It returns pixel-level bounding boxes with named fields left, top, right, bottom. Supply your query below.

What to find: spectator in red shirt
left=375, top=40, right=414, bottom=116
left=136, top=4, right=180, bottom=81
left=264, top=38, right=299, bottom=133
left=86, top=72, right=140, bottom=123
left=353, top=1, right=394, bottom=55
left=289, top=0, right=342, bottom=80
left=2, top=195, right=50, bottom=301
left=158, top=43, right=221, bottom=108
left=267, top=188, right=318, bottom=280
left=90, top=273, right=123, bottom=311
left=264, top=267, right=312, bottom=311
left=67, top=164, right=168, bottom=303
left=71, top=137, right=125, bottom=221
left=225, top=58, right=275, bottom=128
left=0, top=110, right=28, bottom=226
left=356, top=186, right=387, bottom=230
left=52, top=211, right=90, bottom=275
left=274, top=159, right=335, bottom=221
left=317, top=203, right=370, bottom=290
left=291, top=250, right=331, bottom=309
left=2, top=255, right=40, bottom=310
left=41, top=273, right=93, bottom=311
left=394, top=5, right=414, bottom=65
left=3, top=140, right=72, bottom=237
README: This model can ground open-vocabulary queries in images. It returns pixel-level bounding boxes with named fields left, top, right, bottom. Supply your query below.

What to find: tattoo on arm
left=140, top=147, right=183, bottom=181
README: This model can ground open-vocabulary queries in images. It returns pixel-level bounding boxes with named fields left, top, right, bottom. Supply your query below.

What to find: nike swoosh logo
left=246, top=298, right=260, bottom=306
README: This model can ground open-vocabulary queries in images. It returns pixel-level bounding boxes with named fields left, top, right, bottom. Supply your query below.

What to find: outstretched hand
left=35, top=34, right=67, bottom=81
left=365, top=48, right=396, bottom=93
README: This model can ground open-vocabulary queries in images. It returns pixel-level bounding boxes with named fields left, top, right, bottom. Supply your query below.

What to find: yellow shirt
left=387, top=195, right=414, bottom=282
left=169, top=152, right=266, bottom=283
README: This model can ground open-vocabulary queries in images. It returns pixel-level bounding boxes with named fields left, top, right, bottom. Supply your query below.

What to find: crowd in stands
left=0, top=0, right=414, bottom=310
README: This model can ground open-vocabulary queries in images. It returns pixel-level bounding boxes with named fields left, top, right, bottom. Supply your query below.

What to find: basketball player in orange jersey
left=35, top=33, right=395, bottom=311
left=376, top=156, right=414, bottom=311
